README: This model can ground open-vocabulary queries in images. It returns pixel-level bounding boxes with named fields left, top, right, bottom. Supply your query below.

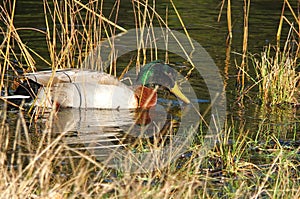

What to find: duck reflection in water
left=52, top=104, right=180, bottom=167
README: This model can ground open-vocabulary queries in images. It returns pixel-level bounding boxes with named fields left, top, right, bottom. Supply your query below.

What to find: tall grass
left=0, top=109, right=299, bottom=198
left=42, top=0, right=126, bottom=71
left=251, top=39, right=299, bottom=106
left=220, top=0, right=299, bottom=106
left=249, top=1, right=300, bottom=106
left=0, top=0, right=36, bottom=97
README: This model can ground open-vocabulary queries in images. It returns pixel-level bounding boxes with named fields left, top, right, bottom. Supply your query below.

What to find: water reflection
left=52, top=104, right=178, bottom=168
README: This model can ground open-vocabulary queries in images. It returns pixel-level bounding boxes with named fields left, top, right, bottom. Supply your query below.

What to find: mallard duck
left=12, top=61, right=190, bottom=109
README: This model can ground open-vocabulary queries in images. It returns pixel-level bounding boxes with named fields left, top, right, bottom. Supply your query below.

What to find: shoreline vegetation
left=0, top=0, right=299, bottom=198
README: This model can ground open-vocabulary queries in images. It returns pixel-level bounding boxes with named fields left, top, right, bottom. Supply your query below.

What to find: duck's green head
left=136, top=61, right=190, bottom=104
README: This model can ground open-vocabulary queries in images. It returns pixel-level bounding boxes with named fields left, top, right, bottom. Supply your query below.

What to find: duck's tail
left=1, top=78, right=41, bottom=108
left=1, top=95, right=30, bottom=99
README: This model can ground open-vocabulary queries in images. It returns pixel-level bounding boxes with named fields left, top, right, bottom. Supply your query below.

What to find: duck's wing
left=47, top=82, right=137, bottom=109
left=23, top=69, right=137, bottom=109
left=24, top=69, right=122, bottom=86
left=24, top=69, right=81, bottom=86
left=24, top=69, right=78, bottom=86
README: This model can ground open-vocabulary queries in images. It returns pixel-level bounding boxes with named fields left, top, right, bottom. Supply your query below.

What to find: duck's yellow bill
left=170, top=82, right=190, bottom=104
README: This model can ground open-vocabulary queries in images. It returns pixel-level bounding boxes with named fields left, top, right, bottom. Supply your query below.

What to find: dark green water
left=11, top=1, right=288, bottom=64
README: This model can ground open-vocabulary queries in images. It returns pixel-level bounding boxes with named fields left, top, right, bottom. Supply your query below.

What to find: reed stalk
left=218, top=1, right=232, bottom=46
left=226, top=0, right=232, bottom=40
left=238, top=0, right=250, bottom=96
